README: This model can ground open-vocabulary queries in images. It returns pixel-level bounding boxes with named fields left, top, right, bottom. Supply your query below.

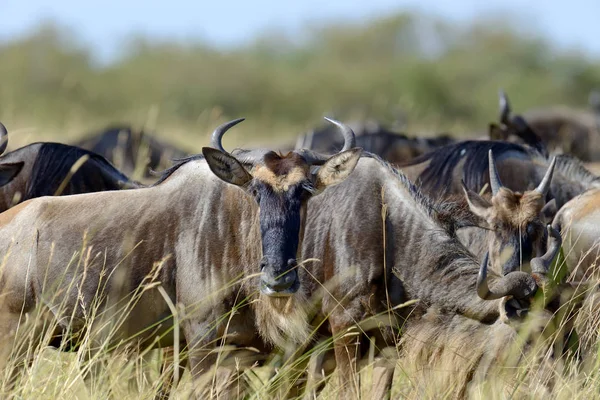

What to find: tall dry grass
left=1, top=226, right=600, bottom=400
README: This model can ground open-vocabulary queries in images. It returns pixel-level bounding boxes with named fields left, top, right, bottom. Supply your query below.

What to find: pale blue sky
left=2, top=0, right=599, bottom=61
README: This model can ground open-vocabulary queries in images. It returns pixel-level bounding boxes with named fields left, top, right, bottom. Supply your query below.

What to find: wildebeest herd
left=0, top=89, right=600, bottom=399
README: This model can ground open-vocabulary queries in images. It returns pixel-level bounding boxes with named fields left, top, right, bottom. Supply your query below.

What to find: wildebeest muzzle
left=260, top=258, right=300, bottom=296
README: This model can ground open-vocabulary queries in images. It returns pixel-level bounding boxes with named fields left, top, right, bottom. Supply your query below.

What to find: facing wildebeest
left=75, top=124, right=189, bottom=179
left=0, top=117, right=362, bottom=398
left=458, top=150, right=557, bottom=276
left=0, top=122, right=139, bottom=212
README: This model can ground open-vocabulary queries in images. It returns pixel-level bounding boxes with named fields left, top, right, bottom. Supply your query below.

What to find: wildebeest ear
left=314, top=148, right=362, bottom=192
left=541, top=198, right=558, bottom=223
left=461, top=180, right=492, bottom=219
left=202, top=147, right=252, bottom=187
left=0, top=162, right=24, bottom=187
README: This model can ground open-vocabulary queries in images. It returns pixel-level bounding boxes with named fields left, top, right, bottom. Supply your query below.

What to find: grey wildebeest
left=457, top=150, right=558, bottom=276
left=0, top=122, right=139, bottom=212
left=398, top=139, right=595, bottom=279
left=0, top=117, right=363, bottom=398
left=297, top=152, right=565, bottom=397
left=75, top=124, right=189, bottom=180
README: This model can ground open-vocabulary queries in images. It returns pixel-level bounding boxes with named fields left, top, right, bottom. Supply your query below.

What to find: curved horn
left=534, top=157, right=556, bottom=197
left=298, top=117, right=357, bottom=165
left=488, top=150, right=503, bottom=196
left=210, top=118, right=245, bottom=153
left=477, top=252, right=538, bottom=300
left=498, top=89, right=511, bottom=125
left=323, top=117, right=356, bottom=152
left=0, top=122, right=7, bottom=155
left=531, top=225, right=562, bottom=276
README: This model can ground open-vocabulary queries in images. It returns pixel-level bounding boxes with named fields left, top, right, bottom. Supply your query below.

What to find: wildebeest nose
left=260, top=259, right=268, bottom=270
left=287, top=259, right=297, bottom=268
left=268, top=270, right=297, bottom=291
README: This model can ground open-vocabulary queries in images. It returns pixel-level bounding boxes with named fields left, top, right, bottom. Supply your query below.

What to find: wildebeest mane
left=371, top=153, right=480, bottom=236
left=25, top=143, right=137, bottom=199
left=152, top=154, right=206, bottom=186
left=400, top=141, right=533, bottom=197
left=553, top=153, right=600, bottom=186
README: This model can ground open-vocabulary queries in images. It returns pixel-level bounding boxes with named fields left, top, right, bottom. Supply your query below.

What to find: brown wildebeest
left=490, top=90, right=600, bottom=161
left=488, top=90, right=549, bottom=157
left=75, top=124, right=189, bottom=180
left=0, top=122, right=140, bottom=212
left=0, top=117, right=363, bottom=398
left=552, top=187, right=600, bottom=280
left=458, top=150, right=557, bottom=276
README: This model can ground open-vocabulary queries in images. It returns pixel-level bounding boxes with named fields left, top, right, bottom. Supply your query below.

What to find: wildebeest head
left=488, top=90, right=548, bottom=157
left=476, top=223, right=562, bottom=303
left=462, top=150, right=557, bottom=276
left=203, top=118, right=362, bottom=297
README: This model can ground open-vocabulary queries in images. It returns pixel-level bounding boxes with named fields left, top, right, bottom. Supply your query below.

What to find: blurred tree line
left=1, top=11, right=599, bottom=139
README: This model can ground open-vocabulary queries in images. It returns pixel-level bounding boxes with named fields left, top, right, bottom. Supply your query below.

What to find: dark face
left=203, top=146, right=362, bottom=299
left=249, top=179, right=314, bottom=296
left=491, top=221, right=544, bottom=276
left=249, top=153, right=315, bottom=297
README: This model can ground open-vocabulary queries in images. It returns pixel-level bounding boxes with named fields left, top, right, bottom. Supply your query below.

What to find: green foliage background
left=1, top=11, right=599, bottom=147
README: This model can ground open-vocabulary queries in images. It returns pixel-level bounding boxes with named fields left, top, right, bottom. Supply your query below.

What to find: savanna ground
left=3, top=10, right=600, bottom=400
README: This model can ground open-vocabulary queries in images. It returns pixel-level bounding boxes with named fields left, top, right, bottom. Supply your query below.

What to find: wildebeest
left=396, top=288, right=586, bottom=399
left=399, top=140, right=600, bottom=211
left=297, top=152, right=564, bottom=397
left=75, top=124, right=189, bottom=180
left=488, top=90, right=549, bottom=157
left=0, top=122, right=140, bottom=212
left=491, top=90, right=600, bottom=161
left=294, top=119, right=455, bottom=165
left=457, top=150, right=558, bottom=276
left=0, top=117, right=363, bottom=398
left=552, top=187, right=600, bottom=280
left=397, top=137, right=600, bottom=279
